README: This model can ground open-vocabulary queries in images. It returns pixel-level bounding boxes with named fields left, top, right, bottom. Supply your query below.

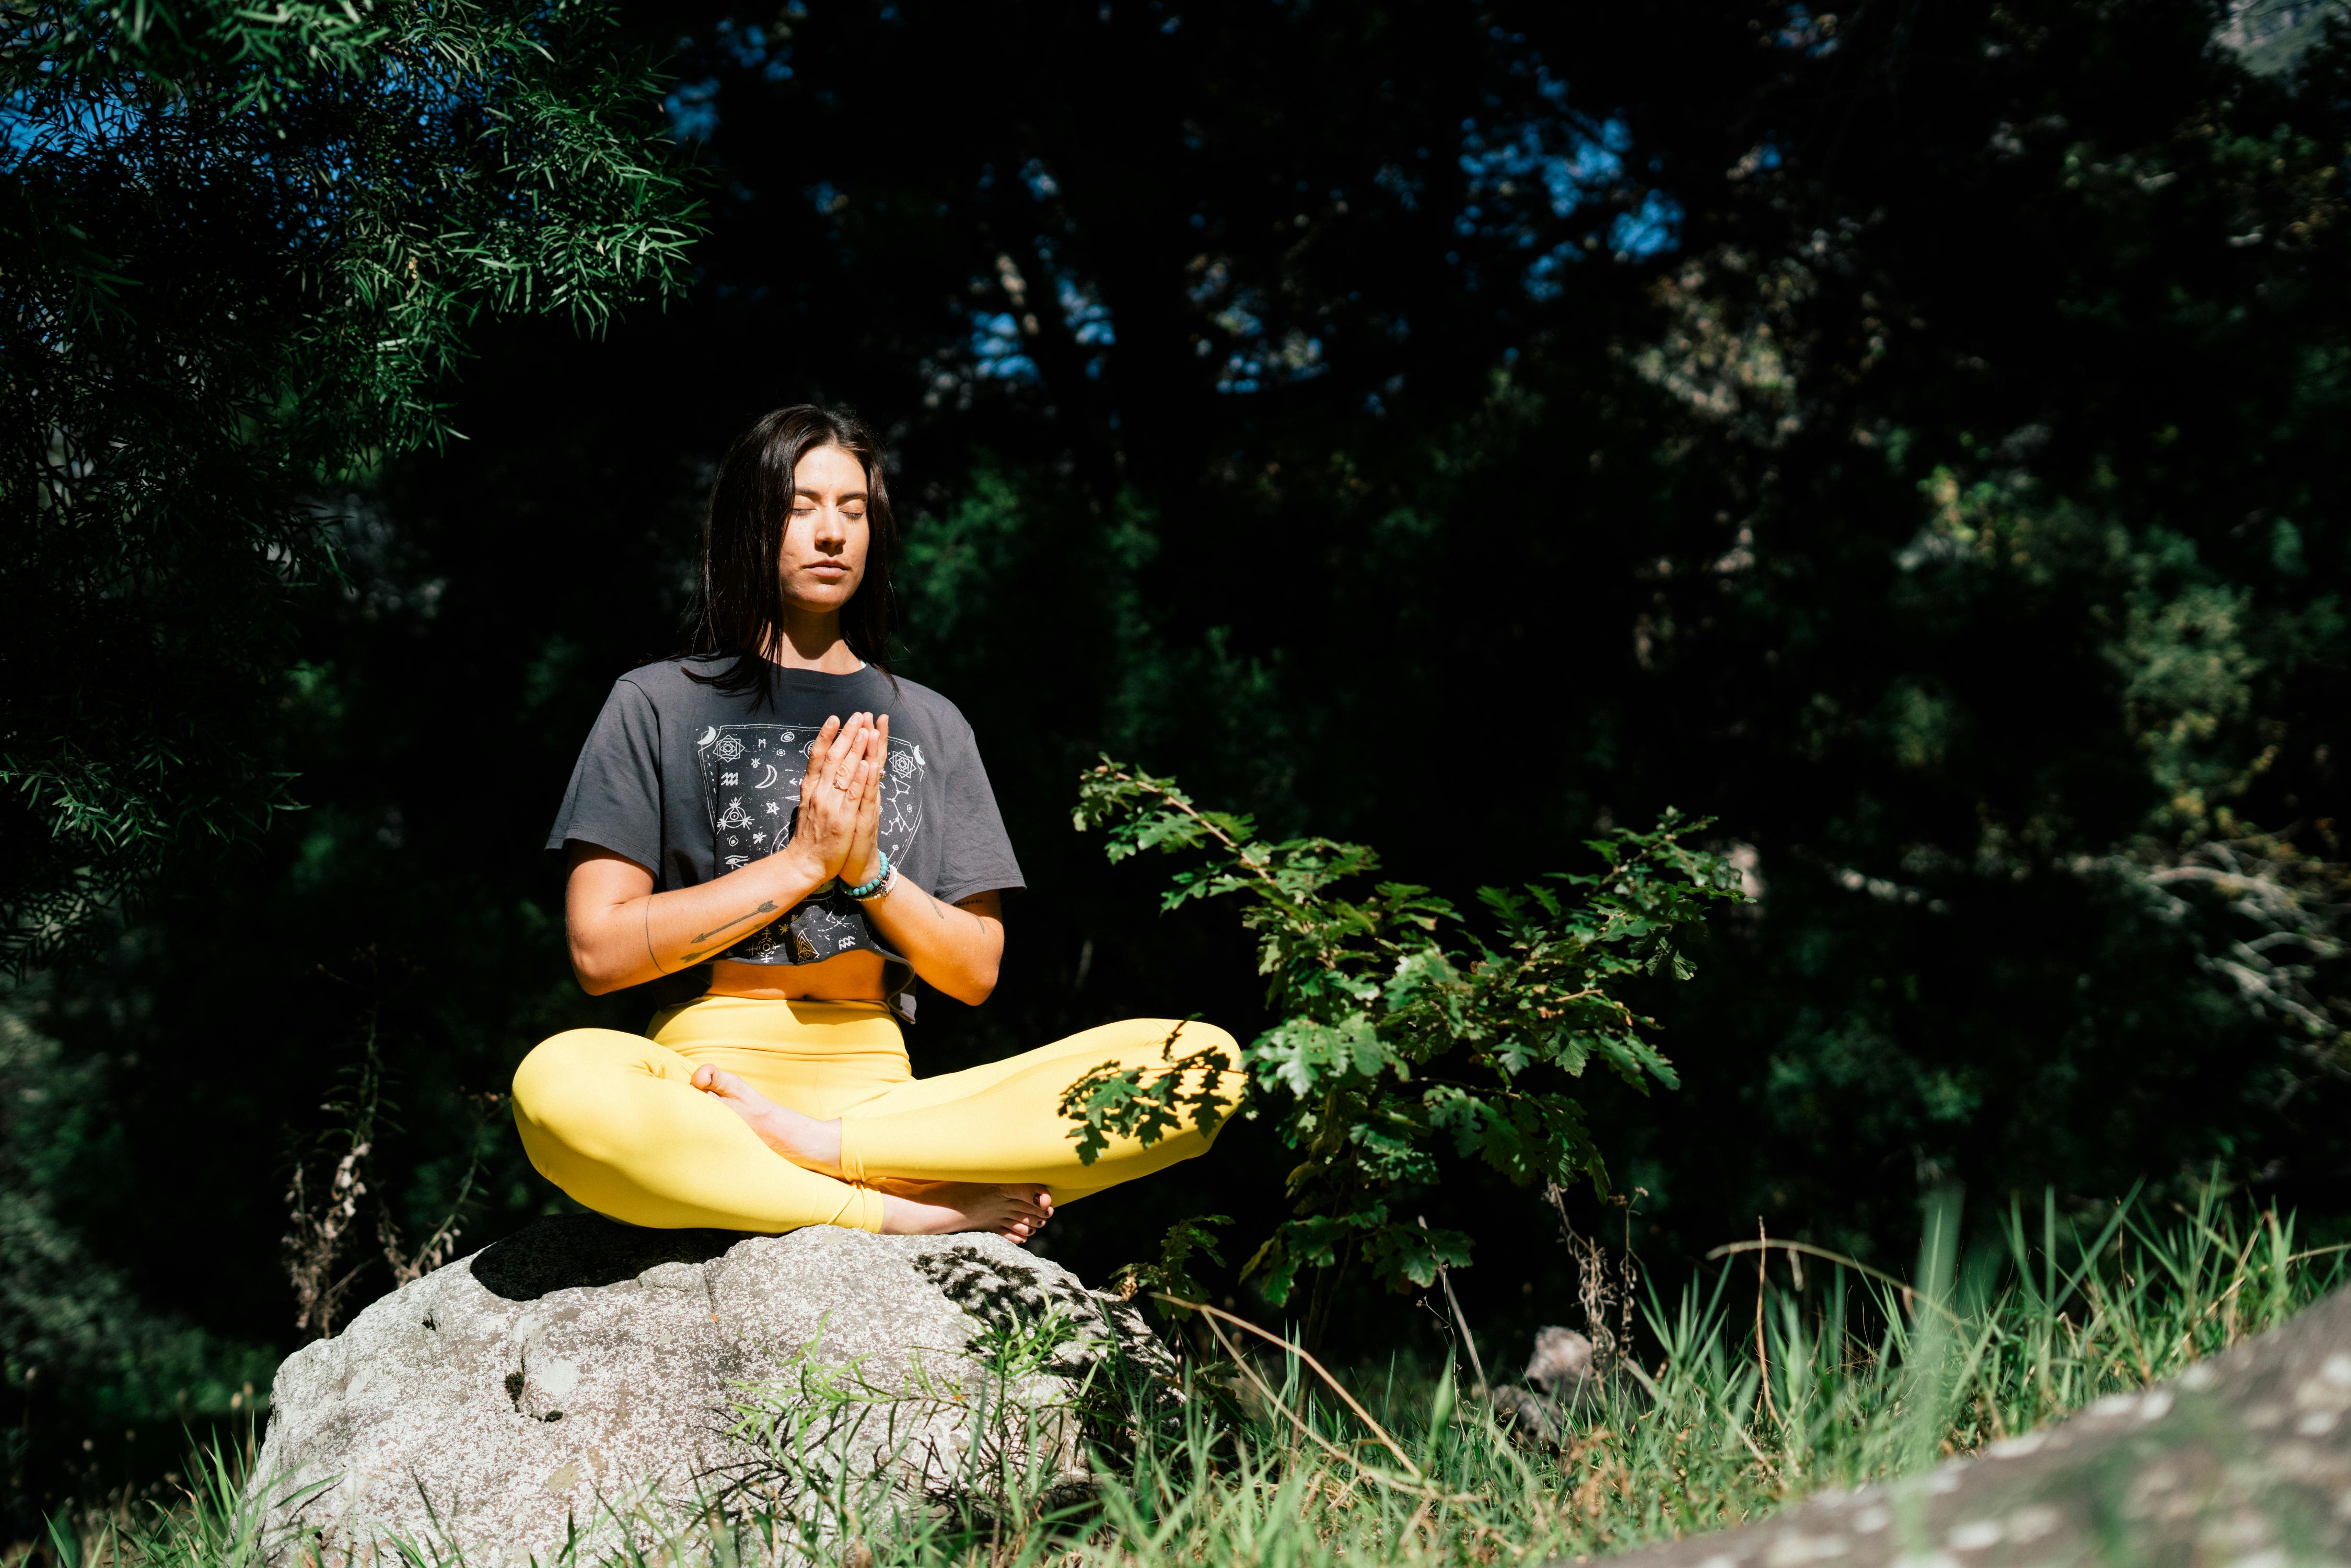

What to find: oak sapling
left=1066, top=758, right=1747, bottom=1306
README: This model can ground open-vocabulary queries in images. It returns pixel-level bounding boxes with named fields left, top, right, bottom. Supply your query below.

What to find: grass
left=31, top=1186, right=2350, bottom=1568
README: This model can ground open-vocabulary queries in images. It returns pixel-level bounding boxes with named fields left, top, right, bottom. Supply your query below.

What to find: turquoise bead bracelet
left=845, top=851, right=892, bottom=902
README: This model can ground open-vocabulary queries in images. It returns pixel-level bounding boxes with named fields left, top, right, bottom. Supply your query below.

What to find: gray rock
left=1487, top=1384, right=1566, bottom=1445
left=1526, top=1325, right=1596, bottom=1397
left=1488, top=1326, right=1601, bottom=1445
left=1578, top=1283, right=2351, bottom=1565
left=246, top=1216, right=1172, bottom=1565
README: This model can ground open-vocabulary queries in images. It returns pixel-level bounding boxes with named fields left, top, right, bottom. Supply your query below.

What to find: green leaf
left=1076, top=761, right=1735, bottom=1297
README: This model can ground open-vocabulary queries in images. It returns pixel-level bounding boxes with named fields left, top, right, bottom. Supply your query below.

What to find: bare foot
left=691, top=1064, right=844, bottom=1173
left=879, top=1184, right=1055, bottom=1244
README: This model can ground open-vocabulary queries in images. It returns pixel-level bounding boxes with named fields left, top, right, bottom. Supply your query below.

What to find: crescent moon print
left=753, top=763, right=779, bottom=790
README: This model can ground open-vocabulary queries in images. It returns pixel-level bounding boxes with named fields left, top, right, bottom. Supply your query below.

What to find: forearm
left=859, top=882, right=1003, bottom=1005
left=571, top=852, right=830, bottom=994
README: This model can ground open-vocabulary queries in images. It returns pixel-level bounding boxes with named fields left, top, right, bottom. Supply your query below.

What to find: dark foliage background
left=8, top=0, right=2351, bottom=1529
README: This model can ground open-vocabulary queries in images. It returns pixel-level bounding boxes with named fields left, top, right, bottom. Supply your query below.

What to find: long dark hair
left=684, top=404, right=897, bottom=702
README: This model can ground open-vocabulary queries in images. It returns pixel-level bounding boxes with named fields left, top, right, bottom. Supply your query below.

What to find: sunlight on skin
left=689, top=1062, right=1054, bottom=1242
left=679, top=441, right=1048, bottom=1244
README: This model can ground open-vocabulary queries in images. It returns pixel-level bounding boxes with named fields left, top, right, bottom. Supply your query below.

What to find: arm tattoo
left=645, top=899, right=666, bottom=976
left=691, top=900, right=780, bottom=945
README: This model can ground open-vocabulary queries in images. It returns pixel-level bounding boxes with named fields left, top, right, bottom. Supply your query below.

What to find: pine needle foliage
left=0, top=0, right=701, bottom=966
left=1068, top=758, right=1747, bottom=1305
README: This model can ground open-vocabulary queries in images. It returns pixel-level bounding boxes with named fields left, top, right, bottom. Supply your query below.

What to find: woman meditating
left=512, top=405, right=1241, bottom=1244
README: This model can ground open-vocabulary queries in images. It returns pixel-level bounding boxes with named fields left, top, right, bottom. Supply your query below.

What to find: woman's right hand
left=786, top=713, right=877, bottom=884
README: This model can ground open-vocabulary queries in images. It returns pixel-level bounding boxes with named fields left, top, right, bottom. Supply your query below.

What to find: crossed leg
left=692, top=1017, right=1243, bottom=1221
left=516, top=1018, right=1242, bottom=1241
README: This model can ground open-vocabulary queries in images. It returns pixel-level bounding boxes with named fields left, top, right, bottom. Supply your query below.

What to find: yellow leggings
left=511, top=996, right=1242, bottom=1233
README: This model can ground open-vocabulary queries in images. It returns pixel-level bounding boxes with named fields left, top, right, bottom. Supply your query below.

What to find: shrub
left=1066, top=759, right=1745, bottom=1306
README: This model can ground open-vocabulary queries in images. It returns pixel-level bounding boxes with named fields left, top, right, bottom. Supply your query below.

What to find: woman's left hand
left=834, top=710, right=1003, bottom=1004
left=841, top=712, right=889, bottom=891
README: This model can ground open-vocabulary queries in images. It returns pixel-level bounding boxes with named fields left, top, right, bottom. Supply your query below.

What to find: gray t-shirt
left=546, top=657, right=1024, bottom=985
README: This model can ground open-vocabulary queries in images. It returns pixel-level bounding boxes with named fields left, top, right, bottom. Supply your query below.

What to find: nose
left=812, top=502, right=849, bottom=547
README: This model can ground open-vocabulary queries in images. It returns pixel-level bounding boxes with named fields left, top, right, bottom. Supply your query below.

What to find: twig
left=1707, top=1239, right=1969, bottom=1328
left=1096, top=764, right=1354, bottom=965
left=1110, top=766, right=1288, bottom=900
left=1172, top=1304, right=1469, bottom=1504
left=1544, top=1179, right=1625, bottom=1371
left=1418, top=1215, right=1488, bottom=1395
left=1153, top=1295, right=1425, bottom=1480
left=1754, top=1217, right=1778, bottom=1428
left=1613, top=1356, right=1783, bottom=1485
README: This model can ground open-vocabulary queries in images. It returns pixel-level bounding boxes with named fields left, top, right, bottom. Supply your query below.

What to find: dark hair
left=684, top=404, right=897, bottom=702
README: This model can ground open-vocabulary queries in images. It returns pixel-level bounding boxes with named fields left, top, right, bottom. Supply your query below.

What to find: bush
left=1066, top=759, right=1746, bottom=1307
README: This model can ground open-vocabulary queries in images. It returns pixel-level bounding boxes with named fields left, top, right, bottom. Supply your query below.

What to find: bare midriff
left=705, top=950, right=888, bottom=1002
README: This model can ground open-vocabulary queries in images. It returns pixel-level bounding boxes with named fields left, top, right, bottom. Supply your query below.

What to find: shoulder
left=880, top=672, right=974, bottom=735
left=615, top=655, right=734, bottom=709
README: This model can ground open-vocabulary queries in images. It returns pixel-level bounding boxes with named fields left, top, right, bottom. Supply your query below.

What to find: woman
left=511, top=405, right=1240, bottom=1244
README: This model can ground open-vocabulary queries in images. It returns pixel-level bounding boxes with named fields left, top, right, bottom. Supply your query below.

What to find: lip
left=807, top=563, right=851, bottom=578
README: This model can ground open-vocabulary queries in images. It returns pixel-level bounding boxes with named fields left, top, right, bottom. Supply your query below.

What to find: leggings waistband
left=646, top=993, right=905, bottom=1059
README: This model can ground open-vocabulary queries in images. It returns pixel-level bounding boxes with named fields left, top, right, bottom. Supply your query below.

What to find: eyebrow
left=792, top=487, right=869, bottom=501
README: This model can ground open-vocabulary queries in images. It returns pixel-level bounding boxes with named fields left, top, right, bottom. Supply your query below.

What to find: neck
left=763, top=607, right=863, bottom=674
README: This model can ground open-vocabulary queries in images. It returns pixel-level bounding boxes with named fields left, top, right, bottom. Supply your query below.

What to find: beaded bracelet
left=845, top=851, right=893, bottom=902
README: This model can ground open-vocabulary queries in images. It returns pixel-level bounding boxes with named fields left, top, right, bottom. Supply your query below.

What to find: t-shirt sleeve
left=932, top=713, right=1026, bottom=905
left=545, top=677, right=665, bottom=876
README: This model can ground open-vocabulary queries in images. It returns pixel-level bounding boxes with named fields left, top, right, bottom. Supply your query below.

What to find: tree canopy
left=0, top=0, right=697, bottom=965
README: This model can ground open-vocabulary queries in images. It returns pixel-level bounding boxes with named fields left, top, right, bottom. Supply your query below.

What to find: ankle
left=878, top=1192, right=953, bottom=1236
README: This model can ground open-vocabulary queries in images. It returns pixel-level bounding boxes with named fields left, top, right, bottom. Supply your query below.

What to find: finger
left=824, top=713, right=859, bottom=767
left=855, top=715, right=890, bottom=813
left=801, top=717, right=841, bottom=786
left=829, top=726, right=862, bottom=787
left=847, top=716, right=880, bottom=778
left=834, top=751, right=871, bottom=795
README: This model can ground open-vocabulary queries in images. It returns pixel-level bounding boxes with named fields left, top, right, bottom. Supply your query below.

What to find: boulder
left=1577, top=1282, right=2351, bottom=1565
left=246, top=1216, right=1172, bottom=1565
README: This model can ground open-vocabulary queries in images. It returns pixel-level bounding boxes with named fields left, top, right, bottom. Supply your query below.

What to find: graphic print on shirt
left=693, top=723, right=927, bottom=964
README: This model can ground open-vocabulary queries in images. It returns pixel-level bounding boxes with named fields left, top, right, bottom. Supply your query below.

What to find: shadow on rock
left=470, top=1214, right=740, bottom=1301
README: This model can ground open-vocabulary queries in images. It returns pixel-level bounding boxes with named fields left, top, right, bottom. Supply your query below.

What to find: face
left=777, top=442, right=870, bottom=614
